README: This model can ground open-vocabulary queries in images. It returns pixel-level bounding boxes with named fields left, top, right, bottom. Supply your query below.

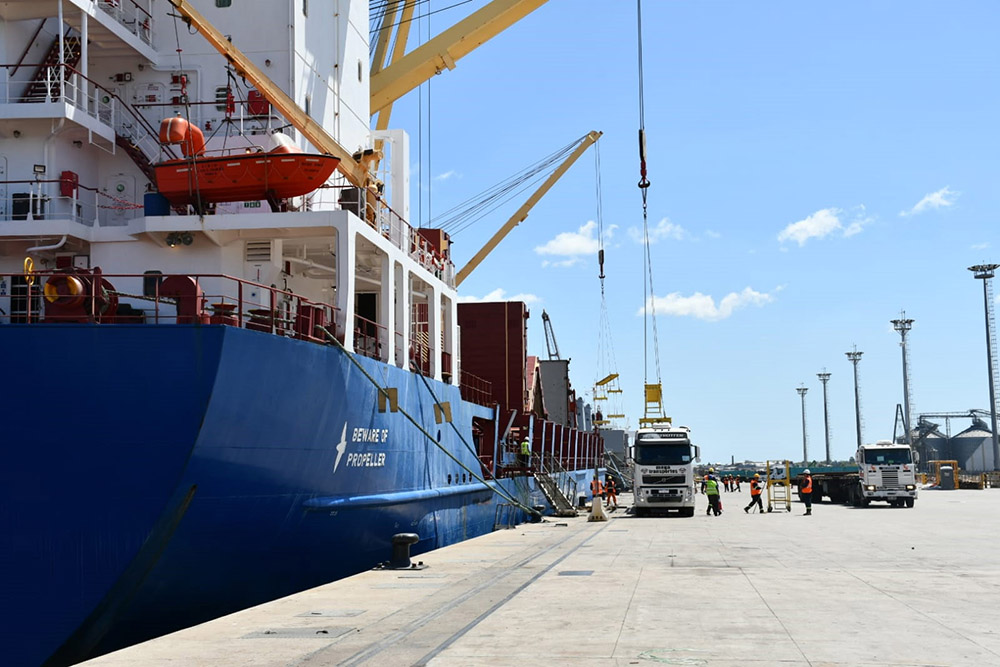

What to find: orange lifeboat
left=153, top=118, right=341, bottom=207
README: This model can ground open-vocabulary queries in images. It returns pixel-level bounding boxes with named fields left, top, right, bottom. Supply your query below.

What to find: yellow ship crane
left=456, top=130, right=602, bottom=286
left=370, top=0, right=549, bottom=173
left=166, top=0, right=373, bottom=190
left=370, top=0, right=549, bottom=117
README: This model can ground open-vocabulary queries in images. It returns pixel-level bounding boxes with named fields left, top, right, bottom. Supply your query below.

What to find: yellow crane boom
left=370, top=0, right=549, bottom=114
left=455, top=130, right=602, bottom=286
left=166, top=0, right=372, bottom=190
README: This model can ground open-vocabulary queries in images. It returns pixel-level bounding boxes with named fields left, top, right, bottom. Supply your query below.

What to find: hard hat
left=803, top=469, right=811, bottom=474
left=709, top=467, right=715, bottom=473
left=753, top=473, right=760, bottom=479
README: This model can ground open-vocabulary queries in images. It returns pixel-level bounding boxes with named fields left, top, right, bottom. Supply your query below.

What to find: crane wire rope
left=636, top=0, right=661, bottom=388
left=428, top=135, right=586, bottom=235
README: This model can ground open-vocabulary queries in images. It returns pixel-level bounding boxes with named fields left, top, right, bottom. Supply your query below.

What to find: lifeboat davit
left=153, top=117, right=341, bottom=207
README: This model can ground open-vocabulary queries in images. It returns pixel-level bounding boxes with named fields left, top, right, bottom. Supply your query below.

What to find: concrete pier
left=84, top=490, right=1000, bottom=666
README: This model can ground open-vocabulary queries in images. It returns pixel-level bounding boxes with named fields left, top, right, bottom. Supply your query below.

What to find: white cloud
left=435, top=170, right=458, bottom=181
left=971, top=242, right=990, bottom=250
left=534, top=221, right=616, bottom=263
left=458, top=288, right=540, bottom=304
left=705, top=229, right=721, bottom=239
left=628, top=217, right=688, bottom=244
left=900, top=186, right=958, bottom=217
left=637, top=286, right=776, bottom=321
left=777, top=208, right=842, bottom=246
left=541, top=258, right=581, bottom=268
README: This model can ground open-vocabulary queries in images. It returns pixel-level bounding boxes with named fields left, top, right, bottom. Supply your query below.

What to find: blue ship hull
left=0, top=325, right=592, bottom=666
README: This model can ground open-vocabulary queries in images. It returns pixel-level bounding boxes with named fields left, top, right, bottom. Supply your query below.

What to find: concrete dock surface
left=84, top=489, right=1000, bottom=666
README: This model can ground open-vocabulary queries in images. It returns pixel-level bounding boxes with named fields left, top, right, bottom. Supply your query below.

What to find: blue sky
left=387, top=0, right=1000, bottom=463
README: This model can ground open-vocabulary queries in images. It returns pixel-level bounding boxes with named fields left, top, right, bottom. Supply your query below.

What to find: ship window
left=447, top=474, right=451, bottom=485
left=304, top=94, right=311, bottom=118
left=302, top=0, right=308, bottom=17
left=214, top=86, right=228, bottom=111
left=215, top=0, right=232, bottom=7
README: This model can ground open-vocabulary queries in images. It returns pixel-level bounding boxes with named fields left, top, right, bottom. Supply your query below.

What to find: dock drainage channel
left=242, top=627, right=355, bottom=639
left=558, top=570, right=594, bottom=576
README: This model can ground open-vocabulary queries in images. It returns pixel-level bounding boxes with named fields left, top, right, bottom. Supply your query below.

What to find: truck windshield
left=634, top=444, right=692, bottom=465
left=862, top=449, right=912, bottom=465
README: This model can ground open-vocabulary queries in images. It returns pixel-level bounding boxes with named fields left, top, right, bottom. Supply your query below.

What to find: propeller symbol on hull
left=333, top=423, right=347, bottom=473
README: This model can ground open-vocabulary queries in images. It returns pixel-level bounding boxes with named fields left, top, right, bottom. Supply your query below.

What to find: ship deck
left=83, top=489, right=1000, bottom=666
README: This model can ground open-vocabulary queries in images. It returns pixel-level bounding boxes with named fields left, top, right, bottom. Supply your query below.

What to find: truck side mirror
left=694, top=445, right=701, bottom=462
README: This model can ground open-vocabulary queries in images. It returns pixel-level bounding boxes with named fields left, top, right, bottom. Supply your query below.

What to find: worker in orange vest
left=591, top=475, right=604, bottom=503
left=604, top=475, right=618, bottom=510
left=744, top=473, right=764, bottom=514
left=800, top=469, right=813, bottom=515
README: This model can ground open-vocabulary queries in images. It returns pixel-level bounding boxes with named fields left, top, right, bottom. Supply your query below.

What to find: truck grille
left=643, top=475, right=686, bottom=485
left=648, top=494, right=682, bottom=503
left=882, top=470, right=900, bottom=489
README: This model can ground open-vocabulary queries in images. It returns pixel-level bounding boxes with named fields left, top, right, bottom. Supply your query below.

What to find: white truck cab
left=630, top=425, right=700, bottom=517
left=857, top=440, right=918, bottom=507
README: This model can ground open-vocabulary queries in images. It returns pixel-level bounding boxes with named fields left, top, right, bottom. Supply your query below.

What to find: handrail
left=0, top=271, right=343, bottom=342
left=8, top=20, right=46, bottom=77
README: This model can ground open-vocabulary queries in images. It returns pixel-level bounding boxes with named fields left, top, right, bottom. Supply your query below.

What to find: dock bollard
left=389, top=533, right=420, bottom=569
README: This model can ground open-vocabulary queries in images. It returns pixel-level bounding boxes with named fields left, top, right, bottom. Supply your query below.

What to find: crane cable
left=637, top=0, right=661, bottom=388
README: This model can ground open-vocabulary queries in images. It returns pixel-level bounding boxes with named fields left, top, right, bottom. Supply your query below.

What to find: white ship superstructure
left=0, top=0, right=459, bottom=383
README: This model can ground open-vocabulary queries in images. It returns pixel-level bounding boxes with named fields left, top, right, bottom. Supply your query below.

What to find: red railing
left=353, top=314, right=386, bottom=362
left=460, top=370, right=493, bottom=407
left=0, top=271, right=342, bottom=344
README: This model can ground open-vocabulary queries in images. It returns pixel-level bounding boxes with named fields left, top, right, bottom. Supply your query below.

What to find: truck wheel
left=634, top=507, right=646, bottom=518
left=905, top=498, right=915, bottom=508
left=861, top=498, right=870, bottom=508
left=681, top=507, right=695, bottom=517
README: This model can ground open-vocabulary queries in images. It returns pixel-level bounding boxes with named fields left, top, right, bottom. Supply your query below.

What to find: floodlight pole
left=796, top=385, right=809, bottom=465
left=969, top=264, right=1000, bottom=470
left=817, top=371, right=831, bottom=463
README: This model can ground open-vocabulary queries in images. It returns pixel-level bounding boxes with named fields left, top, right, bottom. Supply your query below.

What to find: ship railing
left=409, top=336, right=432, bottom=376
left=0, top=178, right=142, bottom=226
left=0, top=63, right=115, bottom=128
left=540, top=453, right=578, bottom=506
left=357, top=195, right=455, bottom=288
left=0, top=271, right=344, bottom=344
left=353, top=314, right=388, bottom=363
left=97, top=0, right=154, bottom=46
left=459, top=370, right=493, bottom=407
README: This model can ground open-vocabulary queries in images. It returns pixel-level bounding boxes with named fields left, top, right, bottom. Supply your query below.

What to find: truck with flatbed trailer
left=630, top=425, right=700, bottom=517
left=809, top=441, right=918, bottom=507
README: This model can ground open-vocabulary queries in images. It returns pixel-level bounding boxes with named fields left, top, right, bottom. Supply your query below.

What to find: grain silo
left=950, top=419, right=996, bottom=472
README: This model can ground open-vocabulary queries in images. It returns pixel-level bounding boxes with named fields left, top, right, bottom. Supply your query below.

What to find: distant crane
left=541, top=310, right=561, bottom=360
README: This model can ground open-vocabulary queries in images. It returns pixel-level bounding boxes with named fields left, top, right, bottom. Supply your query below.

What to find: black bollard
left=389, top=533, right=420, bottom=569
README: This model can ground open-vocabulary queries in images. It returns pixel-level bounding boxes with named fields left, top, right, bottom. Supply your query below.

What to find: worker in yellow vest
left=520, top=439, right=531, bottom=468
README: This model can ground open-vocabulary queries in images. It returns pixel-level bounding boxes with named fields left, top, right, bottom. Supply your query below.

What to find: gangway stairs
left=535, top=454, right=578, bottom=517
left=604, top=450, right=632, bottom=490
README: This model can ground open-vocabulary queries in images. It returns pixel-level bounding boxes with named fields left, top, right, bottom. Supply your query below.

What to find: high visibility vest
left=521, top=441, right=531, bottom=455
left=802, top=476, right=813, bottom=494
left=705, top=478, right=719, bottom=495
left=606, top=480, right=616, bottom=494
left=591, top=479, right=604, bottom=495
left=751, top=480, right=761, bottom=496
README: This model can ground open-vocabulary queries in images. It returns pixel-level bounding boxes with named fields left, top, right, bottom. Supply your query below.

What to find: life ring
left=23, top=257, right=34, bottom=285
